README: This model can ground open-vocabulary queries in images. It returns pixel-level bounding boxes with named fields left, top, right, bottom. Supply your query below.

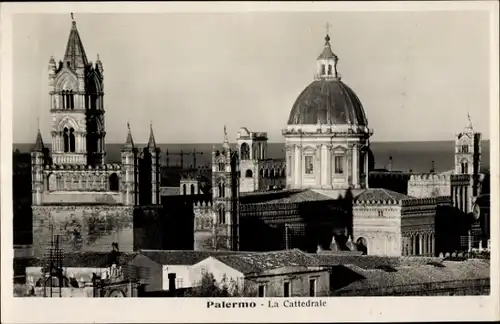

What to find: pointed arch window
left=461, top=162, right=468, bottom=174
left=320, top=64, right=325, bottom=75
left=328, top=64, right=332, bottom=75
left=218, top=162, right=225, bottom=172
left=69, top=128, right=76, bottom=152
left=183, top=184, right=187, bottom=195
left=218, top=205, right=225, bottom=224
left=63, top=127, right=69, bottom=152
left=69, top=90, right=74, bottom=109
left=190, top=184, right=195, bottom=195
left=109, top=173, right=119, bottom=191
left=461, top=145, right=469, bottom=153
left=61, top=90, right=66, bottom=109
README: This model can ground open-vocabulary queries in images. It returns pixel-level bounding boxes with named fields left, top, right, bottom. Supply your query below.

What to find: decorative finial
left=224, top=124, right=227, bottom=137
left=37, top=117, right=40, bottom=130
left=127, top=121, right=130, bottom=131
left=325, top=22, right=331, bottom=42
left=97, top=53, right=100, bottom=61
left=71, top=12, right=74, bottom=21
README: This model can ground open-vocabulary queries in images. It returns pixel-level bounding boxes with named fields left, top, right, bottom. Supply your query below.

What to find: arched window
left=264, top=169, right=269, bottom=178
left=61, top=90, right=66, bottom=109
left=259, top=169, right=264, bottom=177
left=63, top=127, right=69, bottom=152
left=190, top=184, right=195, bottom=195
left=69, top=90, right=74, bottom=109
left=109, top=173, right=119, bottom=191
left=218, top=205, right=225, bottom=224
left=69, top=128, right=76, bottom=152
left=183, top=184, right=187, bottom=195
left=240, top=143, right=250, bottom=160
left=245, top=169, right=253, bottom=178
left=270, top=169, right=275, bottom=178
left=221, top=183, right=225, bottom=198
left=218, top=162, right=225, bottom=172
left=461, top=162, right=468, bottom=174
left=328, top=64, right=332, bottom=75
left=320, top=64, right=325, bottom=75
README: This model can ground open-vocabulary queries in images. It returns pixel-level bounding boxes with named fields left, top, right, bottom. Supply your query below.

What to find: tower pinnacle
left=64, top=15, right=88, bottom=70
left=148, top=121, right=157, bottom=149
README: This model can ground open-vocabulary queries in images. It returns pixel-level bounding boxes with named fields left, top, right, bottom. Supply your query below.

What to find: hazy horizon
left=13, top=11, right=491, bottom=144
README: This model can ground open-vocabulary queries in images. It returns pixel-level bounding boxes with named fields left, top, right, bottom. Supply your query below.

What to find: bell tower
left=455, top=114, right=481, bottom=176
left=211, top=126, right=240, bottom=250
left=49, top=16, right=105, bottom=166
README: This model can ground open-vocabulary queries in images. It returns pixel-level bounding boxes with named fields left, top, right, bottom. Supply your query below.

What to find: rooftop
left=137, top=249, right=247, bottom=266
left=214, top=249, right=321, bottom=275
left=353, top=188, right=413, bottom=204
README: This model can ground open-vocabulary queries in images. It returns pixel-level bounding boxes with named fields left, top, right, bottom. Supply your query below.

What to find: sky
left=12, top=11, right=491, bottom=144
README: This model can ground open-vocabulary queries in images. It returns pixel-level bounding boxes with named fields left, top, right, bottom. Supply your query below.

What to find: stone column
left=294, top=145, right=301, bottom=188
left=419, top=234, right=423, bottom=256
left=315, top=145, right=322, bottom=186
left=320, top=144, right=328, bottom=187
left=431, top=233, right=435, bottom=256
left=412, top=234, right=416, bottom=256
left=352, top=144, right=358, bottom=187
left=364, top=152, right=369, bottom=188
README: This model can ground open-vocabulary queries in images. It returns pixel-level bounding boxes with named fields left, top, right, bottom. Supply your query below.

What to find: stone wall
left=408, top=173, right=451, bottom=198
left=352, top=204, right=402, bottom=256
left=245, top=267, right=330, bottom=297
left=32, top=205, right=134, bottom=257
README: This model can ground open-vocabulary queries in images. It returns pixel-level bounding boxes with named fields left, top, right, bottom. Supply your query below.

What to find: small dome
left=287, top=79, right=368, bottom=126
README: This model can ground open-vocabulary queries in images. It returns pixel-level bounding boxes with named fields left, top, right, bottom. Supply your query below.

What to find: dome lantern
left=315, top=23, right=340, bottom=81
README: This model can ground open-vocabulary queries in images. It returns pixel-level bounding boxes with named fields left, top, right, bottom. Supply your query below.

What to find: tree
left=185, top=272, right=255, bottom=297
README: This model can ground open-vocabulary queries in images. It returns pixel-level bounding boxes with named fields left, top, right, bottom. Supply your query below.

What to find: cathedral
left=185, top=32, right=489, bottom=256
left=29, top=19, right=162, bottom=257
left=19, top=19, right=489, bottom=259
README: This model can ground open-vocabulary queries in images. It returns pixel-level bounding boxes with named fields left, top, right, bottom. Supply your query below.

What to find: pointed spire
left=34, top=127, right=45, bottom=152
left=124, top=122, right=135, bottom=151
left=148, top=121, right=157, bottom=149
left=465, top=112, right=474, bottom=132
left=64, top=14, right=89, bottom=70
left=317, top=23, right=337, bottom=60
left=222, top=124, right=230, bottom=150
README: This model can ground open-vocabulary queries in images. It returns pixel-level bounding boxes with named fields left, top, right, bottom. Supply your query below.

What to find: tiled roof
left=311, top=254, right=444, bottom=270
left=138, top=250, right=246, bottom=266
left=215, top=249, right=321, bottom=275
left=354, top=188, right=413, bottom=204
left=250, top=189, right=333, bottom=205
left=335, top=259, right=490, bottom=293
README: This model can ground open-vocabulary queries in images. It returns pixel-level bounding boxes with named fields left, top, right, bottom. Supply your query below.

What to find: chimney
left=430, top=160, right=435, bottom=173
left=387, top=156, right=393, bottom=172
left=168, top=273, right=176, bottom=291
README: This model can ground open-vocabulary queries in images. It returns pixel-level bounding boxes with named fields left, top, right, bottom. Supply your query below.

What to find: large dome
left=287, top=79, right=368, bottom=126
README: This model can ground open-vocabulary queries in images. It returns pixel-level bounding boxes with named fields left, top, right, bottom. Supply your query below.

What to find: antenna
left=71, top=13, right=74, bottom=21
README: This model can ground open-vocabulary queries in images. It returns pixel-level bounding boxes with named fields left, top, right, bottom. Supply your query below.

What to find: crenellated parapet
left=409, top=173, right=452, bottom=183
left=401, top=196, right=452, bottom=208
left=408, top=172, right=452, bottom=198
